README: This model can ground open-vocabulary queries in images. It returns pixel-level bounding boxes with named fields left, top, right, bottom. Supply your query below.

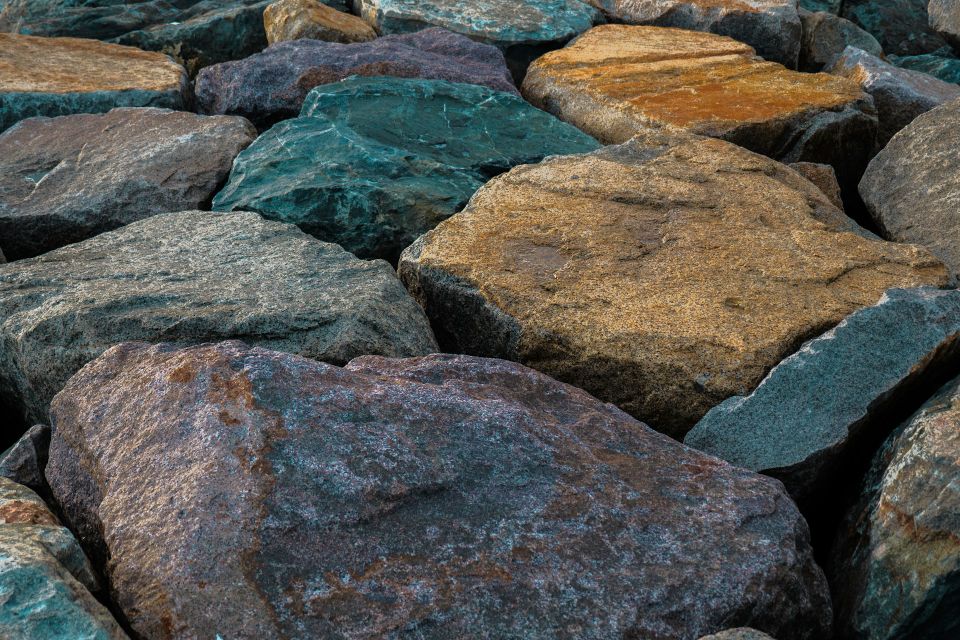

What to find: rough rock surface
left=264, top=0, right=377, bottom=44
left=698, top=630, right=777, bottom=640
left=47, top=340, right=831, bottom=640
left=0, top=424, right=50, bottom=499
left=828, top=46, right=960, bottom=148
left=800, top=0, right=840, bottom=12
left=213, top=76, right=599, bottom=262
left=0, top=107, right=257, bottom=261
left=585, top=0, right=802, bottom=67
left=0, top=210, right=437, bottom=427
left=860, top=98, right=960, bottom=279
left=789, top=161, right=843, bottom=209
left=398, top=133, right=947, bottom=437
left=830, top=374, right=960, bottom=640
left=841, top=0, right=947, bottom=55
left=799, top=10, right=883, bottom=71
left=195, top=28, right=518, bottom=127
left=522, top=25, right=877, bottom=186
left=890, top=48, right=960, bottom=83
left=686, top=287, right=960, bottom=501
left=929, top=0, right=960, bottom=48
left=0, top=33, right=188, bottom=132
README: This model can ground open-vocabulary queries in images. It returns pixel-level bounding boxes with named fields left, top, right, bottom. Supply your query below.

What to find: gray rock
left=860, top=97, right=960, bottom=278
left=685, top=287, right=960, bottom=502
left=789, top=161, right=844, bottom=209
left=0, top=210, right=437, bottom=428
left=799, top=10, right=883, bottom=71
left=0, top=424, right=50, bottom=499
left=699, top=629, right=778, bottom=640
left=0, top=107, right=257, bottom=261
left=842, top=0, right=948, bottom=56
left=828, top=46, right=960, bottom=148
left=929, top=0, right=960, bottom=49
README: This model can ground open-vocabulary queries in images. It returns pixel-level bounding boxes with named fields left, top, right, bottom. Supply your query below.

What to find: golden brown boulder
left=263, top=0, right=377, bottom=44
left=399, top=132, right=947, bottom=438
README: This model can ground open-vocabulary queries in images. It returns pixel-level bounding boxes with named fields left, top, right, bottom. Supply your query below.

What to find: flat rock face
left=213, top=76, right=599, bottom=262
left=841, top=0, right=947, bottom=55
left=929, top=0, right=960, bottom=48
left=0, top=107, right=257, bottom=261
left=0, top=424, right=50, bottom=499
left=0, top=210, right=437, bottom=428
left=828, top=46, right=960, bottom=147
left=0, top=33, right=188, bottom=132
left=799, top=10, right=884, bottom=71
left=831, top=374, right=960, bottom=640
left=686, top=287, right=960, bottom=501
left=47, top=340, right=831, bottom=640
left=521, top=25, right=877, bottom=185
left=860, top=98, right=960, bottom=279
left=585, top=0, right=802, bottom=67
left=264, top=0, right=377, bottom=44
left=398, top=133, right=947, bottom=438
left=195, top=28, right=519, bottom=127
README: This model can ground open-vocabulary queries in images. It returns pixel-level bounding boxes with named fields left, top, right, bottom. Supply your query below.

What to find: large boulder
left=0, top=33, right=187, bottom=132
left=830, top=373, right=960, bottom=640
left=860, top=97, right=960, bottom=279
left=264, top=0, right=377, bottom=44
left=841, top=0, right=947, bottom=56
left=47, top=340, right=831, bottom=639
left=799, top=9, right=883, bottom=71
left=195, top=28, right=519, bottom=128
left=0, top=210, right=437, bottom=429
left=213, top=76, right=599, bottom=262
left=0, top=107, right=257, bottom=261
left=398, top=133, right=946, bottom=438
left=929, top=0, right=960, bottom=49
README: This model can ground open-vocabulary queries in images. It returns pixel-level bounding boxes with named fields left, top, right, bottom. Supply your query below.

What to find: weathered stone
left=929, top=0, right=960, bottom=49
left=841, top=0, right=947, bottom=55
left=584, top=0, right=802, bottom=67
left=47, top=340, right=831, bottom=639
left=686, top=287, right=960, bottom=502
left=522, top=25, right=877, bottom=187
left=699, top=630, right=778, bottom=640
left=0, top=210, right=437, bottom=428
left=398, top=133, right=947, bottom=438
left=213, top=76, right=599, bottom=262
left=264, top=0, right=377, bottom=44
left=0, top=107, right=256, bottom=261
left=0, top=0, right=181, bottom=40
left=0, top=478, right=126, bottom=639
left=828, top=46, right=960, bottom=147
left=0, top=424, right=50, bottom=500
left=800, top=0, right=840, bottom=12
left=789, top=161, right=844, bottom=209
left=195, top=28, right=519, bottom=128
left=860, top=97, right=960, bottom=278
left=0, top=33, right=188, bottom=132
left=890, top=48, right=960, bottom=84
left=830, top=373, right=960, bottom=640
left=799, top=10, right=883, bottom=71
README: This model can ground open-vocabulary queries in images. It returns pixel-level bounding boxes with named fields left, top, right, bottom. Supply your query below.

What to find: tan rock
left=399, top=132, right=947, bottom=438
left=264, top=0, right=377, bottom=44
left=789, top=161, right=843, bottom=209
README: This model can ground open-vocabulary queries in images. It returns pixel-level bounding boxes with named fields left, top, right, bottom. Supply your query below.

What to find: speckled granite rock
left=830, top=373, right=960, bottom=640
left=890, top=48, right=960, bottom=83
left=0, top=210, right=437, bottom=428
left=686, top=287, right=960, bottom=501
left=860, top=98, right=960, bottom=279
left=841, top=0, right=947, bottom=55
left=47, top=340, right=831, bottom=639
left=929, top=0, right=960, bottom=49
left=0, top=424, right=50, bottom=500
left=0, top=33, right=188, bottom=132
left=789, top=161, right=844, bottom=208
left=0, top=107, right=256, bottom=261
left=213, top=76, right=599, bottom=262
left=264, top=0, right=377, bottom=44
left=195, top=28, right=518, bottom=127
left=398, top=133, right=946, bottom=437
left=699, top=630, right=777, bottom=640
left=799, top=10, right=883, bottom=71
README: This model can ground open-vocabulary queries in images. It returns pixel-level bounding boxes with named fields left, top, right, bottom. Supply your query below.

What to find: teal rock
left=800, top=0, right=841, bottom=13
left=890, top=48, right=960, bottom=83
left=213, top=76, right=599, bottom=262
left=684, top=287, right=960, bottom=503
left=841, top=0, right=947, bottom=55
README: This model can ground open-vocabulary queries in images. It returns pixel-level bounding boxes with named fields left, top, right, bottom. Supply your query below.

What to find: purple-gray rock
left=0, top=424, right=50, bottom=499
left=195, top=28, right=518, bottom=128
left=47, top=340, right=832, bottom=640
left=799, top=10, right=883, bottom=71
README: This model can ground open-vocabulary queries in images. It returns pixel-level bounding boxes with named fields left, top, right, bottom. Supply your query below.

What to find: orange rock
left=263, top=0, right=377, bottom=44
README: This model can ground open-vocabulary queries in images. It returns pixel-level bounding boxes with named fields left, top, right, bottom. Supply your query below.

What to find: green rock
left=213, top=76, right=599, bottom=262
left=890, top=48, right=960, bottom=84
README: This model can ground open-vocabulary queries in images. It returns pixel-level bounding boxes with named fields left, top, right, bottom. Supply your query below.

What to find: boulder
left=213, top=76, right=599, bottom=262
left=398, top=133, right=947, bottom=438
left=800, top=0, right=840, bottom=12
left=860, top=97, right=960, bottom=279
left=0, top=0, right=180, bottom=40
left=47, top=340, right=831, bottom=639
left=521, top=25, right=877, bottom=187
left=830, top=373, right=960, bottom=640
left=929, top=0, right=960, bottom=49
left=841, top=0, right=947, bottom=56
left=264, top=0, right=377, bottom=44
left=788, top=162, right=844, bottom=209
left=890, top=48, right=960, bottom=84
left=0, top=33, right=188, bottom=132
left=0, top=424, right=50, bottom=500
left=828, top=46, right=960, bottom=148
left=686, top=287, right=960, bottom=502
left=699, top=630, right=778, bottom=640
left=584, top=0, right=802, bottom=67
left=799, top=10, right=883, bottom=71
left=195, top=28, right=519, bottom=128
left=0, top=210, right=437, bottom=428
left=0, top=107, right=257, bottom=261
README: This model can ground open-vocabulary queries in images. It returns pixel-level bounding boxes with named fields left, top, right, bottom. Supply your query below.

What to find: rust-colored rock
left=264, top=0, right=377, bottom=44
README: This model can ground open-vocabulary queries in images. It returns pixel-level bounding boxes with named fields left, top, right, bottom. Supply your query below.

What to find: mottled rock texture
left=0, top=107, right=256, bottom=261
left=398, top=133, right=946, bottom=438
left=841, top=0, right=947, bottom=55
left=0, top=424, right=50, bottom=500
left=699, top=630, right=777, bottom=640
left=789, top=161, right=843, bottom=209
left=195, top=28, right=518, bottom=128
left=0, top=33, right=188, bottom=132
left=890, top=48, right=960, bottom=84
left=799, top=10, right=883, bottom=71
left=860, top=97, right=960, bottom=279
left=686, top=287, right=960, bottom=502
left=264, top=0, right=377, bottom=44
left=831, top=373, right=960, bottom=640
left=213, top=77, right=599, bottom=262
left=800, top=0, right=840, bottom=12
left=929, top=0, right=960, bottom=49
left=47, top=340, right=831, bottom=640
left=0, top=211, right=437, bottom=428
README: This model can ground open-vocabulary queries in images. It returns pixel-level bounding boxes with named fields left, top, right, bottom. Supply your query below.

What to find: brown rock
left=264, top=0, right=377, bottom=44
left=789, top=161, right=844, bottom=208
left=399, top=133, right=947, bottom=437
